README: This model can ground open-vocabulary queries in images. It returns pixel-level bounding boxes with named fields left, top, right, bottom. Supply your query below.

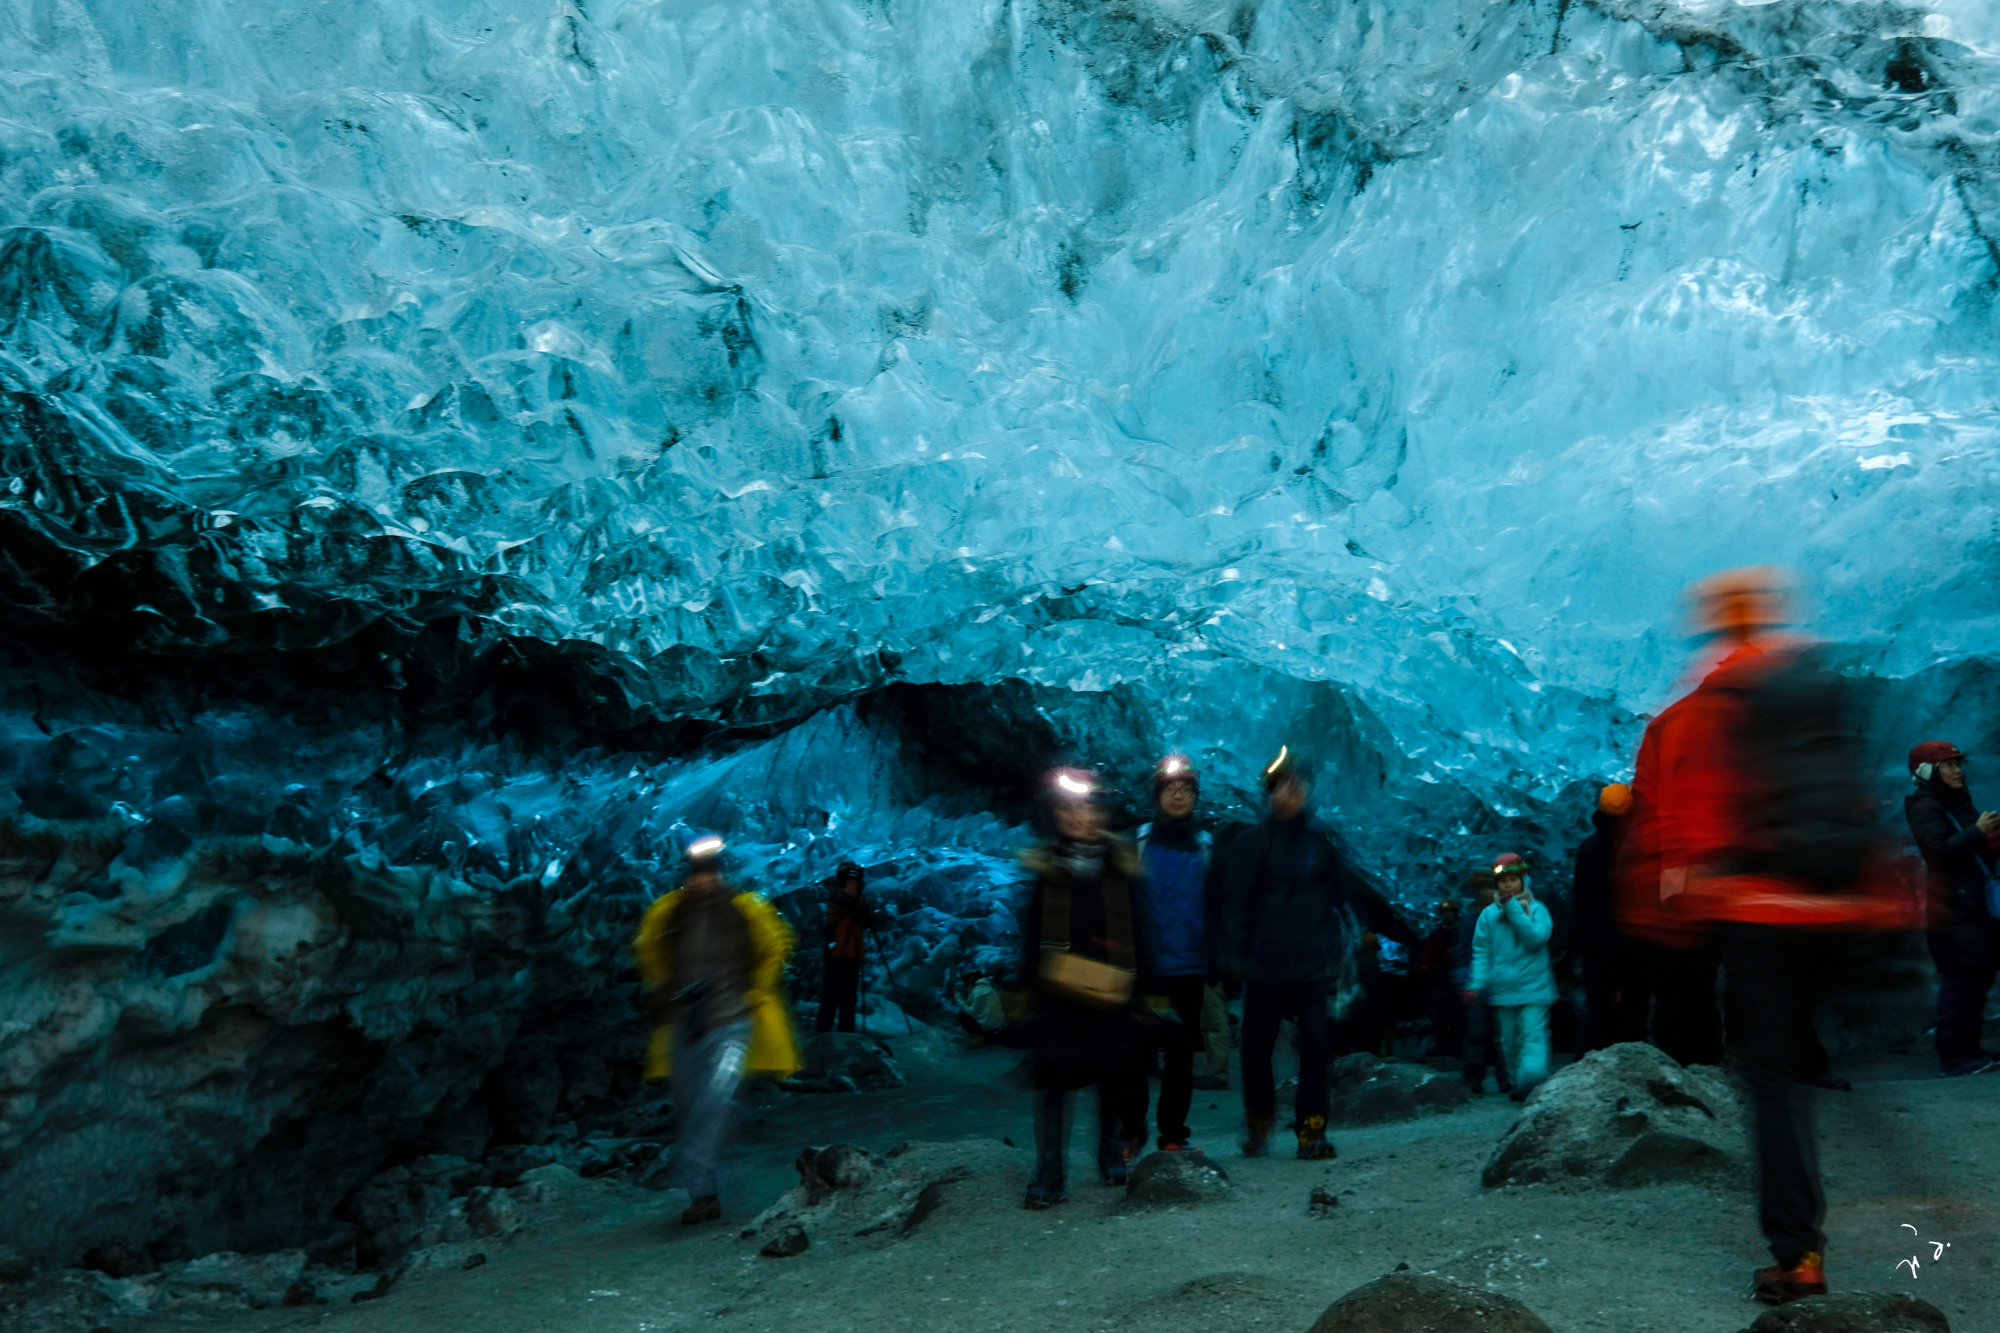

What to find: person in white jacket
left=1463, top=852, right=1556, bottom=1102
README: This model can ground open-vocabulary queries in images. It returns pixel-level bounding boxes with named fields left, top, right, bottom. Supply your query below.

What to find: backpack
left=1730, top=645, right=1875, bottom=893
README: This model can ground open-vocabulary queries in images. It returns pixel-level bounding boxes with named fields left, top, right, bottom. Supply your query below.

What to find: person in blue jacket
left=1132, top=754, right=1224, bottom=1152
left=1466, top=852, right=1556, bottom=1102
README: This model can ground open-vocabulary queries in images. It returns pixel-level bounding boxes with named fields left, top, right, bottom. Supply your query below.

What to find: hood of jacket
left=1018, top=832, right=1140, bottom=880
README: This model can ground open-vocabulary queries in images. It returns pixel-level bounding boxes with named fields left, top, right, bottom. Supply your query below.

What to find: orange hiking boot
left=1752, top=1252, right=1825, bottom=1304
left=1241, top=1117, right=1273, bottom=1157
left=1295, top=1114, right=1337, bottom=1161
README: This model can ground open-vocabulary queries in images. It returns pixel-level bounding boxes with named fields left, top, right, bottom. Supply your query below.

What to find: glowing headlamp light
left=687, top=836, right=725, bottom=859
left=1056, top=773, right=1092, bottom=796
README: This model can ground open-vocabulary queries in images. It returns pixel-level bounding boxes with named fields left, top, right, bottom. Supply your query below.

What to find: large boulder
left=344, top=1156, right=489, bottom=1265
left=1327, top=1054, right=1472, bottom=1127
left=0, top=1269, right=160, bottom=1333
left=160, top=1249, right=307, bottom=1309
left=1737, top=1291, right=1949, bottom=1333
left=1306, top=1271, right=1554, bottom=1333
left=782, top=1033, right=905, bottom=1093
left=1119, top=1150, right=1231, bottom=1209
left=1481, top=1043, right=1746, bottom=1189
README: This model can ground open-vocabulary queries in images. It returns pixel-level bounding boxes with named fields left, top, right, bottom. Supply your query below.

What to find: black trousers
left=1428, top=982, right=1464, bottom=1059
left=816, top=954, right=861, bottom=1034
left=1936, top=966, right=1997, bottom=1067
left=1720, top=923, right=1859, bottom=1266
left=1581, top=934, right=1652, bottom=1053
left=1462, top=999, right=1509, bottom=1089
left=1644, top=938, right=1724, bottom=1067
left=1242, top=981, right=1330, bottom=1126
left=1032, top=1075, right=1146, bottom=1186
left=1138, top=975, right=1206, bottom=1145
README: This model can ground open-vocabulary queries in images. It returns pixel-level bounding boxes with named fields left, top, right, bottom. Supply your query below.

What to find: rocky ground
left=4, top=1029, right=1995, bottom=1333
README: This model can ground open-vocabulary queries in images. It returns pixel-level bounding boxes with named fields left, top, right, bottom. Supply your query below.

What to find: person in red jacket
left=1620, top=567, right=1914, bottom=1307
left=816, top=861, right=876, bottom=1034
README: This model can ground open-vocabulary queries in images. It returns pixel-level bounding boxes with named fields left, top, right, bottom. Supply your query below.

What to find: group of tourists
left=626, top=565, right=2000, bottom=1309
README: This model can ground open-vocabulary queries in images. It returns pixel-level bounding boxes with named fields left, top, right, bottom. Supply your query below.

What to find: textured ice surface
left=4, top=0, right=1997, bottom=815
left=4, top=0, right=2000, bottom=1268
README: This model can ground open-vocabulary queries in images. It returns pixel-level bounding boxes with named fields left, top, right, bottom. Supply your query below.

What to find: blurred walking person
left=1625, top=568, right=1913, bottom=1305
left=1017, top=768, right=1150, bottom=1208
left=816, top=860, right=875, bottom=1034
left=1905, top=741, right=2000, bottom=1076
left=634, top=834, right=799, bottom=1225
left=1133, top=754, right=1224, bottom=1151
left=1224, top=748, right=1351, bottom=1160
left=1467, top=853, right=1555, bottom=1101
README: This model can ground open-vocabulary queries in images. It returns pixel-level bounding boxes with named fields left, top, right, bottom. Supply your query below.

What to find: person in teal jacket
left=1465, top=852, right=1556, bottom=1102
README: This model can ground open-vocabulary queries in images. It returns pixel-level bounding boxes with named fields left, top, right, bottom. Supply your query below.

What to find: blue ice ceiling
left=4, top=0, right=2000, bottom=862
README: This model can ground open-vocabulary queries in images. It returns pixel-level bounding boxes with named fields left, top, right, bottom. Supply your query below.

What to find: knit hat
left=1263, top=745, right=1311, bottom=792
left=1045, top=766, right=1103, bottom=804
left=1152, top=753, right=1200, bottom=796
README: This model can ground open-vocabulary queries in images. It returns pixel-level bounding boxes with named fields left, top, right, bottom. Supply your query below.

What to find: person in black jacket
left=1225, top=748, right=1357, bottom=1160
left=1016, top=768, right=1150, bottom=1208
left=1574, top=784, right=1645, bottom=1052
left=1420, top=897, right=1465, bottom=1060
left=1905, top=740, right=2000, bottom=1077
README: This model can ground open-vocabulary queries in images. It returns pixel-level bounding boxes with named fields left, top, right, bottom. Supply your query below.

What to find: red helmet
left=1908, top=741, right=1965, bottom=778
left=1491, top=852, right=1530, bottom=876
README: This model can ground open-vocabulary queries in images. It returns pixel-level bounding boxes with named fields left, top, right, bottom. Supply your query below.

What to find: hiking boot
left=1022, top=1178, right=1068, bottom=1210
left=1098, top=1138, right=1135, bottom=1186
left=1295, top=1115, right=1337, bottom=1161
left=1938, top=1057, right=1995, bottom=1078
left=1024, top=1159, right=1068, bottom=1209
left=1156, top=1138, right=1190, bottom=1153
left=1241, top=1117, right=1273, bottom=1158
left=679, top=1195, right=722, bottom=1226
left=1751, top=1252, right=1826, bottom=1305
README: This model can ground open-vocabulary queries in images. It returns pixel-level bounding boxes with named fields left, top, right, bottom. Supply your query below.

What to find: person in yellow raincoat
left=633, top=833, right=799, bottom=1225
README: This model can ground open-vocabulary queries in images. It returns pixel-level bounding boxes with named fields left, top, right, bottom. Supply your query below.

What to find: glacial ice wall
left=4, top=0, right=1997, bottom=808
left=4, top=0, right=2000, bottom=1271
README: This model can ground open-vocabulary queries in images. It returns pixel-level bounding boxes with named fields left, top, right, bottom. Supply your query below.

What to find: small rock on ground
left=1120, top=1151, right=1230, bottom=1209
left=759, top=1226, right=809, bottom=1259
left=1738, top=1290, right=1950, bottom=1333
left=1309, top=1184, right=1339, bottom=1216
left=1307, top=1270, right=1555, bottom=1333
left=1327, top=1054, right=1472, bottom=1127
